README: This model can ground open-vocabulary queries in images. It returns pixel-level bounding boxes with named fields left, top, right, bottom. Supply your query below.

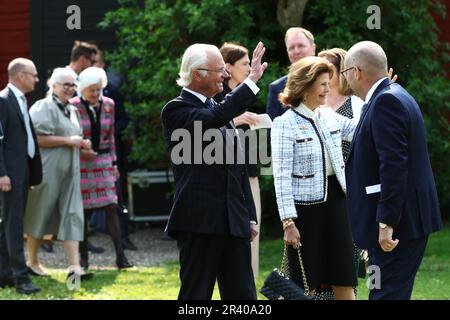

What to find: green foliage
left=100, top=0, right=449, bottom=220
left=304, top=0, right=450, bottom=210
left=100, top=0, right=284, bottom=169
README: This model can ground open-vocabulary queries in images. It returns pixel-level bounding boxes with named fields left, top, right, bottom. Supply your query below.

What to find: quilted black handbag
left=260, top=244, right=313, bottom=300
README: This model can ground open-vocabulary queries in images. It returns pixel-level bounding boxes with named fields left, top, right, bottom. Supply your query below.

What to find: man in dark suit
left=161, top=42, right=267, bottom=300
left=266, top=27, right=316, bottom=120
left=343, top=41, right=442, bottom=300
left=0, top=58, right=42, bottom=294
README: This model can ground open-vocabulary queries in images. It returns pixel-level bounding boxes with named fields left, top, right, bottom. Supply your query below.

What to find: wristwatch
left=379, top=222, right=388, bottom=229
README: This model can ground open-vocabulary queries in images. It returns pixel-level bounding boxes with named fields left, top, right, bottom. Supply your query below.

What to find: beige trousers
left=249, top=176, right=261, bottom=278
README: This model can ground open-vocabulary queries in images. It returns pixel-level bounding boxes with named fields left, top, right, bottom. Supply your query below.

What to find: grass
left=1, top=225, right=449, bottom=300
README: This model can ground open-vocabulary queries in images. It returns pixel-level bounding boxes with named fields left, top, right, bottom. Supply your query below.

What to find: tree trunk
left=277, top=0, right=309, bottom=30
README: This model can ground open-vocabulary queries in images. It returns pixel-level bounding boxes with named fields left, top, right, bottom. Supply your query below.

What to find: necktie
left=20, top=96, right=36, bottom=158
left=205, top=98, right=215, bottom=109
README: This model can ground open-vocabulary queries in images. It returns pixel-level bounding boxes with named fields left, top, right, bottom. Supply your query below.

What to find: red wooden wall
left=0, top=0, right=30, bottom=88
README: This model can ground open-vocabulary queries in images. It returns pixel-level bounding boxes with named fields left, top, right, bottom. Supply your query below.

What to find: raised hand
left=248, top=41, right=268, bottom=83
left=388, top=67, right=398, bottom=83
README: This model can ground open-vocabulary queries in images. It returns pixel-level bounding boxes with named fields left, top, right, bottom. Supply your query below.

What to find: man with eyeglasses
left=266, top=27, right=316, bottom=120
left=161, top=42, right=267, bottom=300
left=0, top=58, right=42, bottom=294
left=343, top=41, right=442, bottom=300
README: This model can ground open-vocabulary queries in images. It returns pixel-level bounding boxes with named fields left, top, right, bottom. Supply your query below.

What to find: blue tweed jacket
left=271, top=104, right=357, bottom=221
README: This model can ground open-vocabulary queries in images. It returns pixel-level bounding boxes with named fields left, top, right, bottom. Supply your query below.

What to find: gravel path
left=36, top=226, right=178, bottom=270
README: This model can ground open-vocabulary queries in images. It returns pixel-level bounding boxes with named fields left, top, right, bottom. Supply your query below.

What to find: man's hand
left=0, top=176, right=11, bottom=192
left=379, top=225, right=399, bottom=252
left=248, top=42, right=268, bottom=83
left=233, top=112, right=258, bottom=127
left=250, top=223, right=258, bottom=241
left=284, top=223, right=301, bottom=249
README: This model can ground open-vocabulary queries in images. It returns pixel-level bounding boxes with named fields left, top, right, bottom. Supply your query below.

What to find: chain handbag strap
left=281, top=244, right=310, bottom=295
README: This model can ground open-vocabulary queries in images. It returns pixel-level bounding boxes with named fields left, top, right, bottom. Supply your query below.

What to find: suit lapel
left=6, top=88, right=26, bottom=130
left=348, top=78, right=392, bottom=160
left=180, top=89, right=205, bottom=107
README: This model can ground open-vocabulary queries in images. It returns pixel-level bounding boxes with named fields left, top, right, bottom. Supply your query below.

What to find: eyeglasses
left=340, top=66, right=358, bottom=76
left=21, top=71, right=39, bottom=79
left=196, top=67, right=229, bottom=75
left=57, top=82, right=77, bottom=90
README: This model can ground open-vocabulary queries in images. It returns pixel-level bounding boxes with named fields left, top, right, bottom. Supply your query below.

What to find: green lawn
left=1, top=226, right=449, bottom=300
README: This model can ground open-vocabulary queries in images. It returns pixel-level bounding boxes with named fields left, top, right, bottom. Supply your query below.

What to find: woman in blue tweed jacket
left=271, top=56, right=357, bottom=300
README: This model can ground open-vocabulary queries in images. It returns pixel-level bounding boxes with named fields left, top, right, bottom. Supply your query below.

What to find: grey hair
left=46, top=67, right=77, bottom=96
left=177, top=44, right=217, bottom=87
left=78, top=66, right=108, bottom=94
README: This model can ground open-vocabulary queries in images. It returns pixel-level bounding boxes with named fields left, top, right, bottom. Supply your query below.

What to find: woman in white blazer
left=271, top=56, right=358, bottom=300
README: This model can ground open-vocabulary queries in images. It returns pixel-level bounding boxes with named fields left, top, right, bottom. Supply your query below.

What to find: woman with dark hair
left=271, top=56, right=358, bottom=300
left=214, top=42, right=262, bottom=278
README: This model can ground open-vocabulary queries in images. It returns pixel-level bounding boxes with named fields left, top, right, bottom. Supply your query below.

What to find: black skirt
left=287, top=175, right=357, bottom=290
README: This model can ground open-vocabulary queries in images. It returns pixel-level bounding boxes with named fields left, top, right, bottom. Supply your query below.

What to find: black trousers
left=177, top=232, right=256, bottom=300
left=0, top=183, right=31, bottom=285
left=368, top=236, right=428, bottom=300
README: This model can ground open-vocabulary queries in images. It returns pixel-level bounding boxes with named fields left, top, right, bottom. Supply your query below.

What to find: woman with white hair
left=69, top=67, right=132, bottom=270
left=24, top=67, right=93, bottom=280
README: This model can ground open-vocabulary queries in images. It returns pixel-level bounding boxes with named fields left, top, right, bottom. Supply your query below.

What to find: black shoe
left=117, top=257, right=134, bottom=270
left=40, top=244, right=53, bottom=253
left=87, top=241, right=105, bottom=254
left=122, top=238, right=138, bottom=251
left=0, top=277, right=15, bottom=289
left=15, top=282, right=41, bottom=295
left=67, top=272, right=94, bottom=281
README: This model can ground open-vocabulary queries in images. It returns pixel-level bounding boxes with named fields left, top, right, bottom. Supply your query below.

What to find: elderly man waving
left=161, top=42, right=267, bottom=300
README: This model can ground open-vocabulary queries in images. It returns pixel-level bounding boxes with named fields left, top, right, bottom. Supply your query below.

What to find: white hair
left=177, top=44, right=218, bottom=87
left=78, top=66, right=108, bottom=94
left=46, top=67, right=76, bottom=96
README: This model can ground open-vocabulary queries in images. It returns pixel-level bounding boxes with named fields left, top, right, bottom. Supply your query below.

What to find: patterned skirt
left=80, top=153, right=117, bottom=209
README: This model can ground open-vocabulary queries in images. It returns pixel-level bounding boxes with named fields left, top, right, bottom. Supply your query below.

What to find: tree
left=100, top=0, right=284, bottom=170
left=276, top=0, right=309, bottom=29
left=101, top=0, right=449, bottom=222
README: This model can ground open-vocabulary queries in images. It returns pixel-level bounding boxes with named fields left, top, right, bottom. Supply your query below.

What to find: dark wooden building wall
left=0, top=0, right=30, bottom=88
left=30, top=0, right=119, bottom=102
